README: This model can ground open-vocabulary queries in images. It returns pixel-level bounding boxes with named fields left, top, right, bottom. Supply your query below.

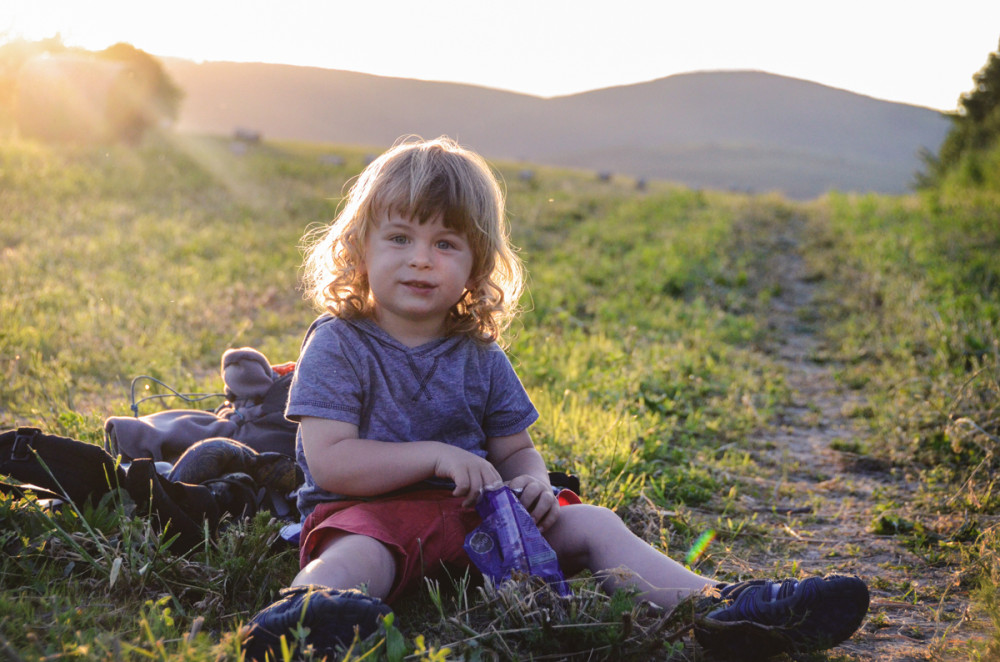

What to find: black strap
left=10, top=427, right=41, bottom=462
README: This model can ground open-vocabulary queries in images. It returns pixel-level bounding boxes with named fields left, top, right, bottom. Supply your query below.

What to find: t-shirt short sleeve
left=285, top=319, right=365, bottom=427
left=482, top=346, right=539, bottom=438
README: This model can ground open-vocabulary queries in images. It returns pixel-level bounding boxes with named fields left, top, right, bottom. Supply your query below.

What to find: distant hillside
left=162, top=60, right=950, bottom=199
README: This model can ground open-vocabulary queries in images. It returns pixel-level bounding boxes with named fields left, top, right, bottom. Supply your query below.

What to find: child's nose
left=409, top=241, right=432, bottom=267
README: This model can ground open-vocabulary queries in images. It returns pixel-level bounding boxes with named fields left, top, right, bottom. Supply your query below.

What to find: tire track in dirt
left=733, top=231, right=981, bottom=661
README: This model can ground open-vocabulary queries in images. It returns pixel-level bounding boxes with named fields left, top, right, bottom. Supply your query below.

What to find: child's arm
left=487, top=430, right=560, bottom=532
left=300, top=416, right=503, bottom=506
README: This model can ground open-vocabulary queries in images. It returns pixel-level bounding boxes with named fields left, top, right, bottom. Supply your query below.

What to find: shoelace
left=720, top=578, right=802, bottom=621
left=723, top=578, right=798, bottom=601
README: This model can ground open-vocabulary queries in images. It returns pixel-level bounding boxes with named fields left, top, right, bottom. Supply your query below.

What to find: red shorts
left=299, top=489, right=481, bottom=604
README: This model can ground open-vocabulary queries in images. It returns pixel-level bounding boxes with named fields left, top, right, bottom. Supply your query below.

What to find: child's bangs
left=413, top=182, right=480, bottom=238
left=379, top=178, right=478, bottom=237
left=368, top=150, right=487, bottom=240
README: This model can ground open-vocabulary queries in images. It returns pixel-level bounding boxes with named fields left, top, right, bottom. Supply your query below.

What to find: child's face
left=362, top=211, right=475, bottom=341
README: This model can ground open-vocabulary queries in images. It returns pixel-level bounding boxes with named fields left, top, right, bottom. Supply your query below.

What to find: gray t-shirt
left=287, top=315, right=539, bottom=516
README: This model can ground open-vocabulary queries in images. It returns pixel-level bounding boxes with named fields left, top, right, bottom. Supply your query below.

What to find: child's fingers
left=535, top=498, right=561, bottom=533
left=459, top=464, right=500, bottom=506
left=455, top=466, right=484, bottom=495
left=459, top=470, right=479, bottom=504
left=515, top=482, right=560, bottom=530
left=440, top=446, right=499, bottom=501
left=461, top=478, right=486, bottom=506
left=506, top=474, right=534, bottom=493
left=450, top=467, right=470, bottom=496
left=479, top=463, right=502, bottom=489
left=515, top=481, right=548, bottom=511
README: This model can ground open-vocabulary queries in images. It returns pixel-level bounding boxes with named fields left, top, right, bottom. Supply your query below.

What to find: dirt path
left=730, top=232, right=983, bottom=661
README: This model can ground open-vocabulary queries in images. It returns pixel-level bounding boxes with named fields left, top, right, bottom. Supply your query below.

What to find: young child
left=242, top=136, right=869, bottom=660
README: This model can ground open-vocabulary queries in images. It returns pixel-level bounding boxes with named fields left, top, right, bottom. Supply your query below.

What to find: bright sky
left=3, top=0, right=999, bottom=112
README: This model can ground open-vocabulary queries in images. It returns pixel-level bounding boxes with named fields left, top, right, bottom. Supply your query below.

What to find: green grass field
left=1, top=133, right=998, bottom=660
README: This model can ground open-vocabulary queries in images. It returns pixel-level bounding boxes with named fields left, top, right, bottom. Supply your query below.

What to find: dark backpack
left=0, top=427, right=124, bottom=506
left=0, top=427, right=256, bottom=555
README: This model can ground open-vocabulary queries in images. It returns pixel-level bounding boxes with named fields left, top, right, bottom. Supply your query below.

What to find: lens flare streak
left=685, top=530, right=716, bottom=566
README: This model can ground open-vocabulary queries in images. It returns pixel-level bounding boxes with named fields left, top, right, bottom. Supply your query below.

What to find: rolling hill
left=162, top=59, right=951, bottom=199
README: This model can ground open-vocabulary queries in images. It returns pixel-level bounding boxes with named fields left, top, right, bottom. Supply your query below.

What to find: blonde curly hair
left=301, top=136, right=524, bottom=345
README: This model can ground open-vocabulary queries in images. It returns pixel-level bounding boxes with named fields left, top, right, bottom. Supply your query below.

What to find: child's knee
left=546, top=504, right=624, bottom=565
left=556, top=503, right=623, bottom=531
left=356, top=535, right=397, bottom=574
left=339, top=534, right=396, bottom=574
left=310, top=533, right=398, bottom=592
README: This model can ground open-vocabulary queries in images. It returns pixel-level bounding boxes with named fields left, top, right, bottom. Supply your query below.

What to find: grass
left=1, top=131, right=999, bottom=660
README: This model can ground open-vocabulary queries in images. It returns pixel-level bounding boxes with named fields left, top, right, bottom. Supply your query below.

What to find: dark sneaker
left=242, top=584, right=393, bottom=661
left=694, top=574, right=869, bottom=660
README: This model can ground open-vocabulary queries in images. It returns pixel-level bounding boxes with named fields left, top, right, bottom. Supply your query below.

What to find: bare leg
left=292, top=533, right=397, bottom=600
left=544, top=504, right=715, bottom=609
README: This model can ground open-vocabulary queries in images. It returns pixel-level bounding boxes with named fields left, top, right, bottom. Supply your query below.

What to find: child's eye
left=389, top=235, right=409, bottom=244
left=435, top=240, right=455, bottom=250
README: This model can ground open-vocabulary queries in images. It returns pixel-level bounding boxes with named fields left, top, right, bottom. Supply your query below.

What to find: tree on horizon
left=920, top=36, right=1000, bottom=187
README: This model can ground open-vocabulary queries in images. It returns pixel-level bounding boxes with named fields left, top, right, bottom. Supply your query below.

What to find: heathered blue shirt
left=286, top=315, right=539, bottom=517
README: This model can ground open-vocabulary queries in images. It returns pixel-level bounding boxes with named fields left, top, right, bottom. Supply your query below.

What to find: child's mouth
left=402, top=280, right=435, bottom=291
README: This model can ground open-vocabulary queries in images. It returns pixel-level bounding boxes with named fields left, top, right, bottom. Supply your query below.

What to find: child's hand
left=508, top=474, right=560, bottom=532
left=433, top=444, right=503, bottom=507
